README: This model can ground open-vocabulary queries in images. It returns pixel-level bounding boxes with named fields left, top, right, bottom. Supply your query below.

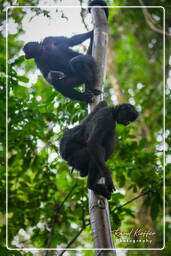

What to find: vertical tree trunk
left=88, top=6, right=116, bottom=256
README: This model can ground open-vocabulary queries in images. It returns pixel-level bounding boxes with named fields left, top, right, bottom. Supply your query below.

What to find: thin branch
left=139, top=0, right=171, bottom=37
left=96, top=250, right=104, bottom=256
left=80, top=0, right=89, bottom=31
left=113, top=180, right=163, bottom=212
left=58, top=185, right=88, bottom=256
left=58, top=223, right=90, bottom=256
left=58, top=182, right=78, bottom=210
left=45, top=182, right=77, bottom=255
left=113, top=191, right=148, bottom=212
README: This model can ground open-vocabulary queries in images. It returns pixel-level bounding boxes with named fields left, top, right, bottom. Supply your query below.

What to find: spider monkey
left=23, top=0, right=108, bottom=103
left=60, top=101, right=139, bottom=199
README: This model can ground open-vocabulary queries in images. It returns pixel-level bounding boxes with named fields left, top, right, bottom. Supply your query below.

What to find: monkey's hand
left=83, top=91, right=95, bottom=104
left=47, top=70, right=65, bottom=83
left=104, top=170, right=115, bottom=193
left=106, top=177, right=115, bottom=193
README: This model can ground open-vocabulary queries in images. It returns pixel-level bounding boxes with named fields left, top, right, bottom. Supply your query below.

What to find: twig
left=113, top=191, right=148, bottom=212
left=45, top=182, right=77, bottom=255
left=58, top=223, right=90, bottom=256
left=96, top=250, right=103, bottom=256
left=58, top=182, right=78, bottom=210
left=113, top=180, right=163, bottom=212
left=58, top=184, right=88, bottom=256
left=139, top=0, right=171, bottom=37
left=80, top=0, right=89, bottom=31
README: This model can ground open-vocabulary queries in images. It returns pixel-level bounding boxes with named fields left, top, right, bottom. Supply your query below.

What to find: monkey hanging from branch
left=60, top=101, right=139, bottom=199
left=23, top=0, right=108, bottom=103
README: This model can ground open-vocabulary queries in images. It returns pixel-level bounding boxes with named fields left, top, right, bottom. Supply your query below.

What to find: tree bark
left=88, top=6, right=116, bottom=256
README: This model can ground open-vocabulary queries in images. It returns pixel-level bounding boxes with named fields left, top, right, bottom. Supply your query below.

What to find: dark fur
left=23, top=31, right=98, bottom=103
left=88, top=0, right=109, bottom=18
left=60, top=101, right=139, bottom=199
left=23, top=1, right=108, bottom=103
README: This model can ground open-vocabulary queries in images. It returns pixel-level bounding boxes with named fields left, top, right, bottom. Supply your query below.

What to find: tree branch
left=58, top=223, right=90, bottom=256
left=88, top=5, right=116, bottom=255
left=113, top=191, right=148, bottom=212
left=139, top=0, right=171, bottom=37
left=112, top=181, right=163, bottom=212
left=80, top=0, right=89, bottom=31
left=45, top=182, right=77, bottom=255
left=57, top=188, right=89, bottom=256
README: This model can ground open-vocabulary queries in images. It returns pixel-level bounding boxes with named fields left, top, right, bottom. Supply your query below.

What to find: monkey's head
left=114, top=103, right=139, bottom=126
left=23, top=42, right=41, bottom=59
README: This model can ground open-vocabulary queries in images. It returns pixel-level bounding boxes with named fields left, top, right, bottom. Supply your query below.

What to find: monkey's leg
left=103, top=168, right=115, bottom=192
left=68, top=147, right=90, bottom=177
left=68, top=144, right=113, bottom=198
left=50, top=76, right=94, bottom=103
left=87, top=162, right=112, bottom=199
left=69, top=55, right=101, bottom=96
left=65, top=31, right=93, bottom=47
left=87, top=142, right=115, bottom=193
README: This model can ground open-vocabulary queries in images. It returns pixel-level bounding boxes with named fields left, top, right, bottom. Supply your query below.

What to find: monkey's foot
left=89, top=184, right=112, bottom=199
left=85, top=89, right=102, bottom=96
left=92, top=89, right=102, bottom=96
left=83, top=91, right=94, bottom=103
left=105, top=177, right=115, bottom=193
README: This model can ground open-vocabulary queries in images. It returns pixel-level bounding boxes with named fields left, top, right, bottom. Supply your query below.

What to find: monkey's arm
left=48, top=75, right=94, bottom=103
left=87, top=133, right=108, bottom=172
left=87, top=125, right=115, bottom=198
left=86, top=111, right=112, bottom=171
left=43, top=31, right=93, bottom=48
left=42, top=36, right=68, bottom=46
left=86, top=112, right=115, bottom=187
left=64, top=31, right=93, bottom=47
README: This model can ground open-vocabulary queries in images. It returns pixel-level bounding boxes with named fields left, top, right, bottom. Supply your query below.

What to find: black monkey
left=23, top=1, right=108, bottom=103
left=60, top=101, right=139, bottom=199
left=23, top=31, right=98, bottom=103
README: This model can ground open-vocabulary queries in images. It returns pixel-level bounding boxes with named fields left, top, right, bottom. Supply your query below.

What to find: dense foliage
left=0, top=0, right=170, bottom=255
